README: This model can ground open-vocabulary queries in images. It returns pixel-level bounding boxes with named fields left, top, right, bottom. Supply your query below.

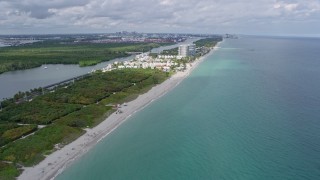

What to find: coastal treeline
left=161, top=47, right=178, bottom=55
left=0, top=41, right=168, bottom=74
left=160, top=37, right=222, bottom=56
left=0, top=68, right=168, bottom=179
left=194, top=37, right=223, bottom=48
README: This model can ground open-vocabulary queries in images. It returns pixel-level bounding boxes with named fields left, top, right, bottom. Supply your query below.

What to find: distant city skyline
left=1, top=0, right=320, bottom=36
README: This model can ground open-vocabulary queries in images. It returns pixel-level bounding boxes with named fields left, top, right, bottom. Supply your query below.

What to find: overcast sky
left=0, top=0, right=320, bottom=36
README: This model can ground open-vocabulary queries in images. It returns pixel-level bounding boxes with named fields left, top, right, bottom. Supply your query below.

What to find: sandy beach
left=18, top=45, right=219, bottom=180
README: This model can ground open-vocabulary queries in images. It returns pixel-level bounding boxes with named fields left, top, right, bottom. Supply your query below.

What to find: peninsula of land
left=20, top=43, right=220, bottom=180
left=0, top=37, right=222, bottom=179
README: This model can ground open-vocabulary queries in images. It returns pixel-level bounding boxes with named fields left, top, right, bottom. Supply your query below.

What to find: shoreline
left=18, top=43, right=221, bottom=180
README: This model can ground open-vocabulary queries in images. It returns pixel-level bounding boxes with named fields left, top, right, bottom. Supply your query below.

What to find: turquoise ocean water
left=57, top=36, right=320, bottom=180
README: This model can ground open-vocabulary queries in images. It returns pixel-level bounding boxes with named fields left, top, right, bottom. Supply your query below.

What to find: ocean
left=56, top=36, right=320, bottom=180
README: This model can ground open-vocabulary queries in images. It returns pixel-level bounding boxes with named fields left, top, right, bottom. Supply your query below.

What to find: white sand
left=18, top=46, right=219, bottom=180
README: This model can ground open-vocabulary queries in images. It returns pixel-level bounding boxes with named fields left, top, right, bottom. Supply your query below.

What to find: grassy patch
left=160, top=47, right=178, bottom=55
left=194, top=37, right=223, bottom=48
left=79, top=60, right=101, bottom=67
left=0, top=124, right=19, bottom=136
left=0, top=125, right=37, bottom=147
left=0, top=125, right=84, bottom=166
left=55, top=104, right=113, bottom=128
left=0, top=101, right=82, bottom=124
left=0, top=162, right=19, bottom=180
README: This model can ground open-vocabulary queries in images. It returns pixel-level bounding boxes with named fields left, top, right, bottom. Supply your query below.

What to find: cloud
left=0, top=0, right=319, bottom=35
left=284, top=3, right=298, bottom=11
left=2, top=0, right=90, bottom=19
left=274, top=2, right=298, bottom=12
left=273, top=2, right=299, bottom=12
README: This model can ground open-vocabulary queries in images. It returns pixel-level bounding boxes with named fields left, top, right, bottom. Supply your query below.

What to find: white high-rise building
left=188, top=44, right=196, bottom=56
left=178, top=45, right=188, bottom=57
left=178, top=44, right=196, bottom=57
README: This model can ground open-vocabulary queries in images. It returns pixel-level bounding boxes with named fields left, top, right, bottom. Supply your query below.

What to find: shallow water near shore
left=56, top=36, right=320, bottom=180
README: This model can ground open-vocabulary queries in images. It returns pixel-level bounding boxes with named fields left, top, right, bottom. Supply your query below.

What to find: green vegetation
left=0, top=162, right=19, bottom=180
left=0, top=124, right=84, bottom=166
left=189, top=37, right=223, bottom=59
left=160, top=47, right=178, bottom=55
left=0, top=68, right=168, bottom=179
left=149, top=53, right=158, bottom=58
left=0, top=124, right=37, bottom=146
left=194, top=37, right=223, bottom=48
left=79, top=60, right=101, bottom=67
left=55, top=104, right=113, bottom=128
left=0, top=41, right=166, bottom=74
left=0, top=101, right=82, bottom=124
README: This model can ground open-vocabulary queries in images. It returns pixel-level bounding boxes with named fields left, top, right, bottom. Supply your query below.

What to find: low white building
left=102, top=52, right=187, bottom=72
left=163, top=66, right=170, bottom=72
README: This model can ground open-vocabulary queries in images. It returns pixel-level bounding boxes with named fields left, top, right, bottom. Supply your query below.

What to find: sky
left=0, top=0, right=320, bottom=36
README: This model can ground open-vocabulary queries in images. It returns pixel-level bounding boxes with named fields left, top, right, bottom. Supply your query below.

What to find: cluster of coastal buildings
left=102, top=53, right=185, bottom=73
left=0, top=38, right=39, bottom=46
left=101, top=43, right=209, bottom=73
left=89, top=37, right=181, bottom=44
